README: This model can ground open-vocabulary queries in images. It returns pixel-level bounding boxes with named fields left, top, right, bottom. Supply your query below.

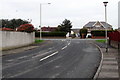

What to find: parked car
left=86, top=33, right=92, bottom=38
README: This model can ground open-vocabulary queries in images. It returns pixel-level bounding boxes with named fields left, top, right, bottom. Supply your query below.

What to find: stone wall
left=0, top=31, right=35, bottom=50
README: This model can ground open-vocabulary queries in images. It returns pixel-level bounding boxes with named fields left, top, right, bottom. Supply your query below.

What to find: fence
left=108, top=31, right=120, bottom=42
left=108, top=31, right=120, bottom=49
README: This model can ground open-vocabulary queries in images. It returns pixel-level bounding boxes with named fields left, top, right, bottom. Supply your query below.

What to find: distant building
left=72, top=29, right=80, bottom=33
left=41, top=26, right=57, bottom=32
left=0, top=28, right=14, bottom=31
left=71, top=29, right=80, bottom=37
left=83, top=21, right=112, bottom=32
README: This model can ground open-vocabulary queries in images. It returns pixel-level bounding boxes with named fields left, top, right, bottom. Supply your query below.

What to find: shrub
left=35, top=31, right=67, bottom=37
left=79, top=28, right=88, bottom=38
left=91, top=30, right=113, bottom=37
left=17, top=24, right=34, bottom=33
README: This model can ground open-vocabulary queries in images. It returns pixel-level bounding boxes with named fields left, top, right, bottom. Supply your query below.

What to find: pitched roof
left=71, top=29, right=80, bottom=33
left=83, top=21, right=112, bottom=28
left=41, top=27, right=57, bottom=31
left=2, top=28, right=14, bottom=31
left=100, top=22, right=112, bottom=28
left=83, top=22, right=96, bottom=28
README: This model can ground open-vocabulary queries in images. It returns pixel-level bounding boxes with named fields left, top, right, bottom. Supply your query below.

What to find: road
left=2, top=39, right=101, bottom=78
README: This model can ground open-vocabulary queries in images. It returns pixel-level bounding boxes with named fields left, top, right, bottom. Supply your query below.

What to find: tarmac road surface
left=2, top=39, right=101, bottom=78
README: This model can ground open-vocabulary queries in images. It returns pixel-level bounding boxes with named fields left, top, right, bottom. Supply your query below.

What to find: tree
left=17, top=24, right=34, bottom=33
left=79, top=28, right=88, bottom=38
left=57, top=19, right=72, bottom=33
left=1, top=19, right=30, bottom=29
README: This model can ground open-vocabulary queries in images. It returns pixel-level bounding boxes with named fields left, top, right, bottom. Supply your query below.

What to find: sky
left=1, top=0, right=120, bottom=29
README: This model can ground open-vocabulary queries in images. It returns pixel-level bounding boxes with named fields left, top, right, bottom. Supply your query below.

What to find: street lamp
left=39, top=3, right=51, bottom=40
left=103, top=1, right=108, bottom=52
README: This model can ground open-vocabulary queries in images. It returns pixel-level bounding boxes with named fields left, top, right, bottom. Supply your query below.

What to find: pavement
left=1, top=40, right=50, bottom=56
left=94, top=42, right=120, bottom=79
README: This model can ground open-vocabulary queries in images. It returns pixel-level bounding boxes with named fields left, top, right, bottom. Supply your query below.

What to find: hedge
left=79, top=28, right=88, bottom=38
left=35, top=31, right=67, bottom=37
left=91, top=30, right=113, bottom=36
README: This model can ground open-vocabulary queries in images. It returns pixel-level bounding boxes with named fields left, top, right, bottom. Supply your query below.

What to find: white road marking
left=7, top=59, right=14, bottom=62
left=61, top=46, right=67, bottom=50
left=48, top=47, right=54, bottom=50
left=17, top=56, right=28, bottom=59
left=32, top=50, right=53, bottom=58
left=9, top=56, right=60, bottom=78
left=68, top=43, right=70, bottom=45
left=40, top=51, right=59, bottom=61
left=49, top=48, right=52, bottom=50
left=3, top=50, right=56, bottom=69
left=9, top=69, right=32, bottom=78
left=62, top=40, right=65, bottom=41
left=51, top=73, right=60, bottom=78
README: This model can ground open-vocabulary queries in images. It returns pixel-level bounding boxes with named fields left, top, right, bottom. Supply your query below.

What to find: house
left=71, top=29, right=80, bottom=37
left=0, top=28, right=14, bottom=31
left=83, top=21, right=112, bottom=32
left=72, top=29, right=79, bottom=33
left=41, top=26, right=57, bottom=32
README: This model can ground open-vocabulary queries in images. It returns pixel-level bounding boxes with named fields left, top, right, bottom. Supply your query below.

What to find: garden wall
left=109, top=40, right=119, bottom=49
left=108, top=31, right=120, bottom=49
left=0, top=31, right=35, bottom=50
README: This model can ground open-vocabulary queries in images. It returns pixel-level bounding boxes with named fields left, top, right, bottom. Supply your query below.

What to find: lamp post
left=39, top=3, right=51, bottom=40
left=103, top=1, right=108, bottom=52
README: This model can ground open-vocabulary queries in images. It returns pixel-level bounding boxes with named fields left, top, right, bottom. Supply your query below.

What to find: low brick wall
left=92, top=36, right=105, bottom=39
left=0, top=31, right=35, bottom=50
left=109, top=40, right=120, bottom=49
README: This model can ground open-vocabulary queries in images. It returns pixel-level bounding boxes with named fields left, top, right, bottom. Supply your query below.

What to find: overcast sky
left=1, top=0, right=119, bottom=29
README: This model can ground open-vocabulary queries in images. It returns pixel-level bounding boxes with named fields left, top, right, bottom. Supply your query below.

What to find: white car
left=86, top=33, right=92, bottom=38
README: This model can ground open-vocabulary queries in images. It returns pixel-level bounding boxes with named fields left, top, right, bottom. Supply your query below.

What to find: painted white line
left=40, top=51, right=58, bottom=61
left=49, top=48, right=52, bottom=50
left=9, top=69, right=32, bottom=78
left=9, top=56, right=60, bottom=78
left=32, top=51, right=52, bottom=58
left=61, top=46, right=67, bottom=50
left=51, top=73, right=60, bottom=78
left=17, top=56, right=28, bottom=59
left=3, top=50, right=55, bottom=70
left=7, top=59, right=14, bottom=62
left=48, top=47, right=54, bottom=50
left=68, top=43, right=71, bottom=45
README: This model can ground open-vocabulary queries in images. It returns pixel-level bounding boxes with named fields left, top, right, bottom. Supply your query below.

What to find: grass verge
left=35, top=39, right=44, bottom=43
left=96, top=39, right=106, bottom=43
